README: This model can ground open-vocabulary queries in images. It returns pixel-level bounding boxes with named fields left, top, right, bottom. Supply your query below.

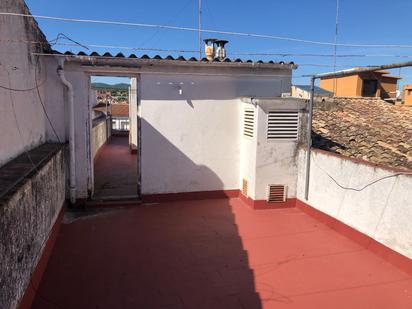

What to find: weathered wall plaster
left=297, top=148, right=412, bottom=259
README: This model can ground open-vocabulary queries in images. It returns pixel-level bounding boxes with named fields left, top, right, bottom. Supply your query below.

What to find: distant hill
left=91, top=82, right=130, bottom=90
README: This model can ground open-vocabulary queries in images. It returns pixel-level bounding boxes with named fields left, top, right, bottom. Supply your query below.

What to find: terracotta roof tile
left=93, top=103, right=129, bottom=117
left=312, top=98, right=412, bottom=170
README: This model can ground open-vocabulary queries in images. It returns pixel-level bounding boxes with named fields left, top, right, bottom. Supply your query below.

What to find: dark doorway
left=362, top=79, right=378, bottom=97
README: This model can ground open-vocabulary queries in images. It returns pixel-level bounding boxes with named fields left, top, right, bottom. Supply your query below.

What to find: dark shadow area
left=93, top=136, right=138, bottom=198
left=311, top=131, right=347, bottom=153
left=31, top=115, right=262, bottom=308
left=30, top=199, right=262, bottom=309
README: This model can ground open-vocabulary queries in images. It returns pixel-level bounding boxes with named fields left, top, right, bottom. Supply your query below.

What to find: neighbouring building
left=320, top=69, right=401, bottom=99
left=291, top=84, right=333, bottom=100
left=404, top=84, right=412, bottom=106
left=111, top=103, right=130, bottom=131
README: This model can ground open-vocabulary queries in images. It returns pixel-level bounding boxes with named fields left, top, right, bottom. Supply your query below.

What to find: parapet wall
left=0, top=144, right=66, bottom=309
left=297, top=148, right=412, bottom=259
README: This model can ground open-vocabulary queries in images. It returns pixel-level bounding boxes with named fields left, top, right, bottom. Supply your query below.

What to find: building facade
left=320, top=70, right=400, bottom=99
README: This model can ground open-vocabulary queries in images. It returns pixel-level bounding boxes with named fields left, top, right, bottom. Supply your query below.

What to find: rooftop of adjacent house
left=320, top=69, right=402, bottom=80
left=46, top=50, right=297, bottom=69
left=312, top=97, right=412, bottom=171
left=294, top=85, right=333, bottom=95
left=93, top=102, right=129, bottom=117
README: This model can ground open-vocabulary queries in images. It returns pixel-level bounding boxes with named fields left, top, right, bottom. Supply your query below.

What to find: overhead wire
left=2, top=12, right=412, bottom=49
left=312, top=155, right=412, bottom=192
left=3, top=39, right=412, bottom=59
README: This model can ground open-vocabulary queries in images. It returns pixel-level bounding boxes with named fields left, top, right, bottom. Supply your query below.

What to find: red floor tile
left=93, top=136, right=138, bottom=198
left=31, top=198, right=412, bottom=309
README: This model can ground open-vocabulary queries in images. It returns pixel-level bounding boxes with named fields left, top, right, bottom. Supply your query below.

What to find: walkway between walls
left=93, top=135, right=138, bottom=199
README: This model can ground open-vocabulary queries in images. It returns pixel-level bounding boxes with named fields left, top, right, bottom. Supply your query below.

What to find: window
left=243, top=108, right=254, bottom=138
left=267, top=111, right=299, bottom=140
left=362, top=79, right=378, bottom=97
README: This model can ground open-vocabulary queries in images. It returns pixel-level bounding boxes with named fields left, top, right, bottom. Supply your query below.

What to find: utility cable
left=2, top=12, right=412, bottom=49
left=4, top=39, right=412, bottom=59
left=312, top=155, right=412, bottom=192
left=34, top=56, right=62, bottom=144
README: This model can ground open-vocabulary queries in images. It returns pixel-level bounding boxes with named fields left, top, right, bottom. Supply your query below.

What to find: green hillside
left=91, top=82, right=130, bottom=90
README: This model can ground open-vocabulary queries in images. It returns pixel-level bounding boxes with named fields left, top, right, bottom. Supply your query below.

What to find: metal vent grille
left=267, top=185, right=286, bottom=203
left=267, top=111, right=299, bottom=140
left=242, top=179, right=248, bottom=196
left=244, top=109, right=254, bottom=138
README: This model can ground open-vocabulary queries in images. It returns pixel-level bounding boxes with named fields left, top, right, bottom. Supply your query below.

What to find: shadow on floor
left=31, top=199, right=262, bottom=309
left=31, top=198, right=412, bottom=309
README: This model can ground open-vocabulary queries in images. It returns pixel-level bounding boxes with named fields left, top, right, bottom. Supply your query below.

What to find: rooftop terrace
left=31, top=198, right=412, bottom=309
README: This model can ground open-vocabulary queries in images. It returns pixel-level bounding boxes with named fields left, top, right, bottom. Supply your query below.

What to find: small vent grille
left=242, top=179, right=248, bottom=196
left=267, top=185, right=286, bottom=203
left=244, top=109, right=254, bottom=138
left=267, top=111, right=299, bottom=140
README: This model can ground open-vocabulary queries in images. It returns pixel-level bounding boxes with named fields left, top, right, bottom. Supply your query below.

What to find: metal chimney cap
left=204, top=38, right=218, bottom=44
left=215, top=40, right=229, bottom=46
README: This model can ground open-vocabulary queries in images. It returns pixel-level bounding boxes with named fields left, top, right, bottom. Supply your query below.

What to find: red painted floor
left=93, top=136, right=138, bottom=198
left=32, top=198, right=412, bottom=309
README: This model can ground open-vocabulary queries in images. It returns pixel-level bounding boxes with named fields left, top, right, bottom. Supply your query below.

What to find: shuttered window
left=243, top=109, right=254, bottom=138
left=267, top=111, right=299, bottom=140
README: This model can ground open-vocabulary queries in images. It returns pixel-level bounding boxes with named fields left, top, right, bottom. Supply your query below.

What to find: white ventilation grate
left=244, top=109, right=255, bottom=138
left=242, top=179, right=248, bottom=196
left=267, top=111, right=299, bottom=140
left=267, top=185, right=286, bottom=203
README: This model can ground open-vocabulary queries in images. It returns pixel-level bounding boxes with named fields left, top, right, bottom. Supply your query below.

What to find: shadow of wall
left=31, top=196, right=263, bottom=308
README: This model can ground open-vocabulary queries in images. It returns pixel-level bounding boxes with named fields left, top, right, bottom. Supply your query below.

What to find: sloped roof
left=111, top=104, right=129, bottom=117
left=294, top=85, right=333, bottom=95
left=49, top=50, right=297, bottom=69
left=312, top=98, right=412, bottom=170
left=93, top=103, right=129, bottom=117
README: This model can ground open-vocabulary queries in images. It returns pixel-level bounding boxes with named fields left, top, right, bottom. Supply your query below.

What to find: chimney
left=203, top=38, right=229, bottom=61
left=204, top=38, right=217, bottom=61
left=214, top=40, right=228, bottom=61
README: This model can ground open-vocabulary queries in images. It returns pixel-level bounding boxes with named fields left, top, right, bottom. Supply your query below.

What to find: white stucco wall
left=63, top=68, right=91, bottom=198
left=297, top=149, right=412, bottom=259
left=0, top=3, right=66, bottom=168
left=239, top=102, right=257, bottom=198
left=129, top=77, right=138, bottom=150
left=239, top=99, right=306, bottom=201
left=140, top=73, right=291, bottom=195
left=254, top=120, right=298, bottom=200
left=91, top=119, right=108, bottom=160
left=0, top=5, right=46, bottom=167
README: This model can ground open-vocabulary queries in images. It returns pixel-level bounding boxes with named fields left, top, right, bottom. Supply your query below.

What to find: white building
left=291, top=84, right=333, bottom=100
left=51, top=54, right=307, bottom=206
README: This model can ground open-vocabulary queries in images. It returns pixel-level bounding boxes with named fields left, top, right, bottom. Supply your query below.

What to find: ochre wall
left=380, top=77, right=398, bottom=99
left=404, top=85, right=412, bottom=106
left=321, top=72, right=399, bottom=99
left=320, top=74, right=361, bottom=97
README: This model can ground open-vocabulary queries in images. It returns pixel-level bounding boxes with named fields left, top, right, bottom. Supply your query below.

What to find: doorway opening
left=89, top=76, right=140, bottom=200
left=362, top=79, right=378, bottom=97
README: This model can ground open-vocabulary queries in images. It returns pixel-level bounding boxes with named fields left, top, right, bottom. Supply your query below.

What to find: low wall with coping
left=91, top=116, right=111, bottom=161
left=297, top=148, right=412, bottom=259
left=0, top=144, right=66, bottom=309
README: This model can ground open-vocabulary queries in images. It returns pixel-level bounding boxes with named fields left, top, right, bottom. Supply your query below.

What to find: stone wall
left=0, top=144, right=66, bottom=309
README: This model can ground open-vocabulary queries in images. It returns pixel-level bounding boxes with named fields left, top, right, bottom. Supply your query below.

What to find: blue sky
left=25, top=0, right=412, bottom=86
